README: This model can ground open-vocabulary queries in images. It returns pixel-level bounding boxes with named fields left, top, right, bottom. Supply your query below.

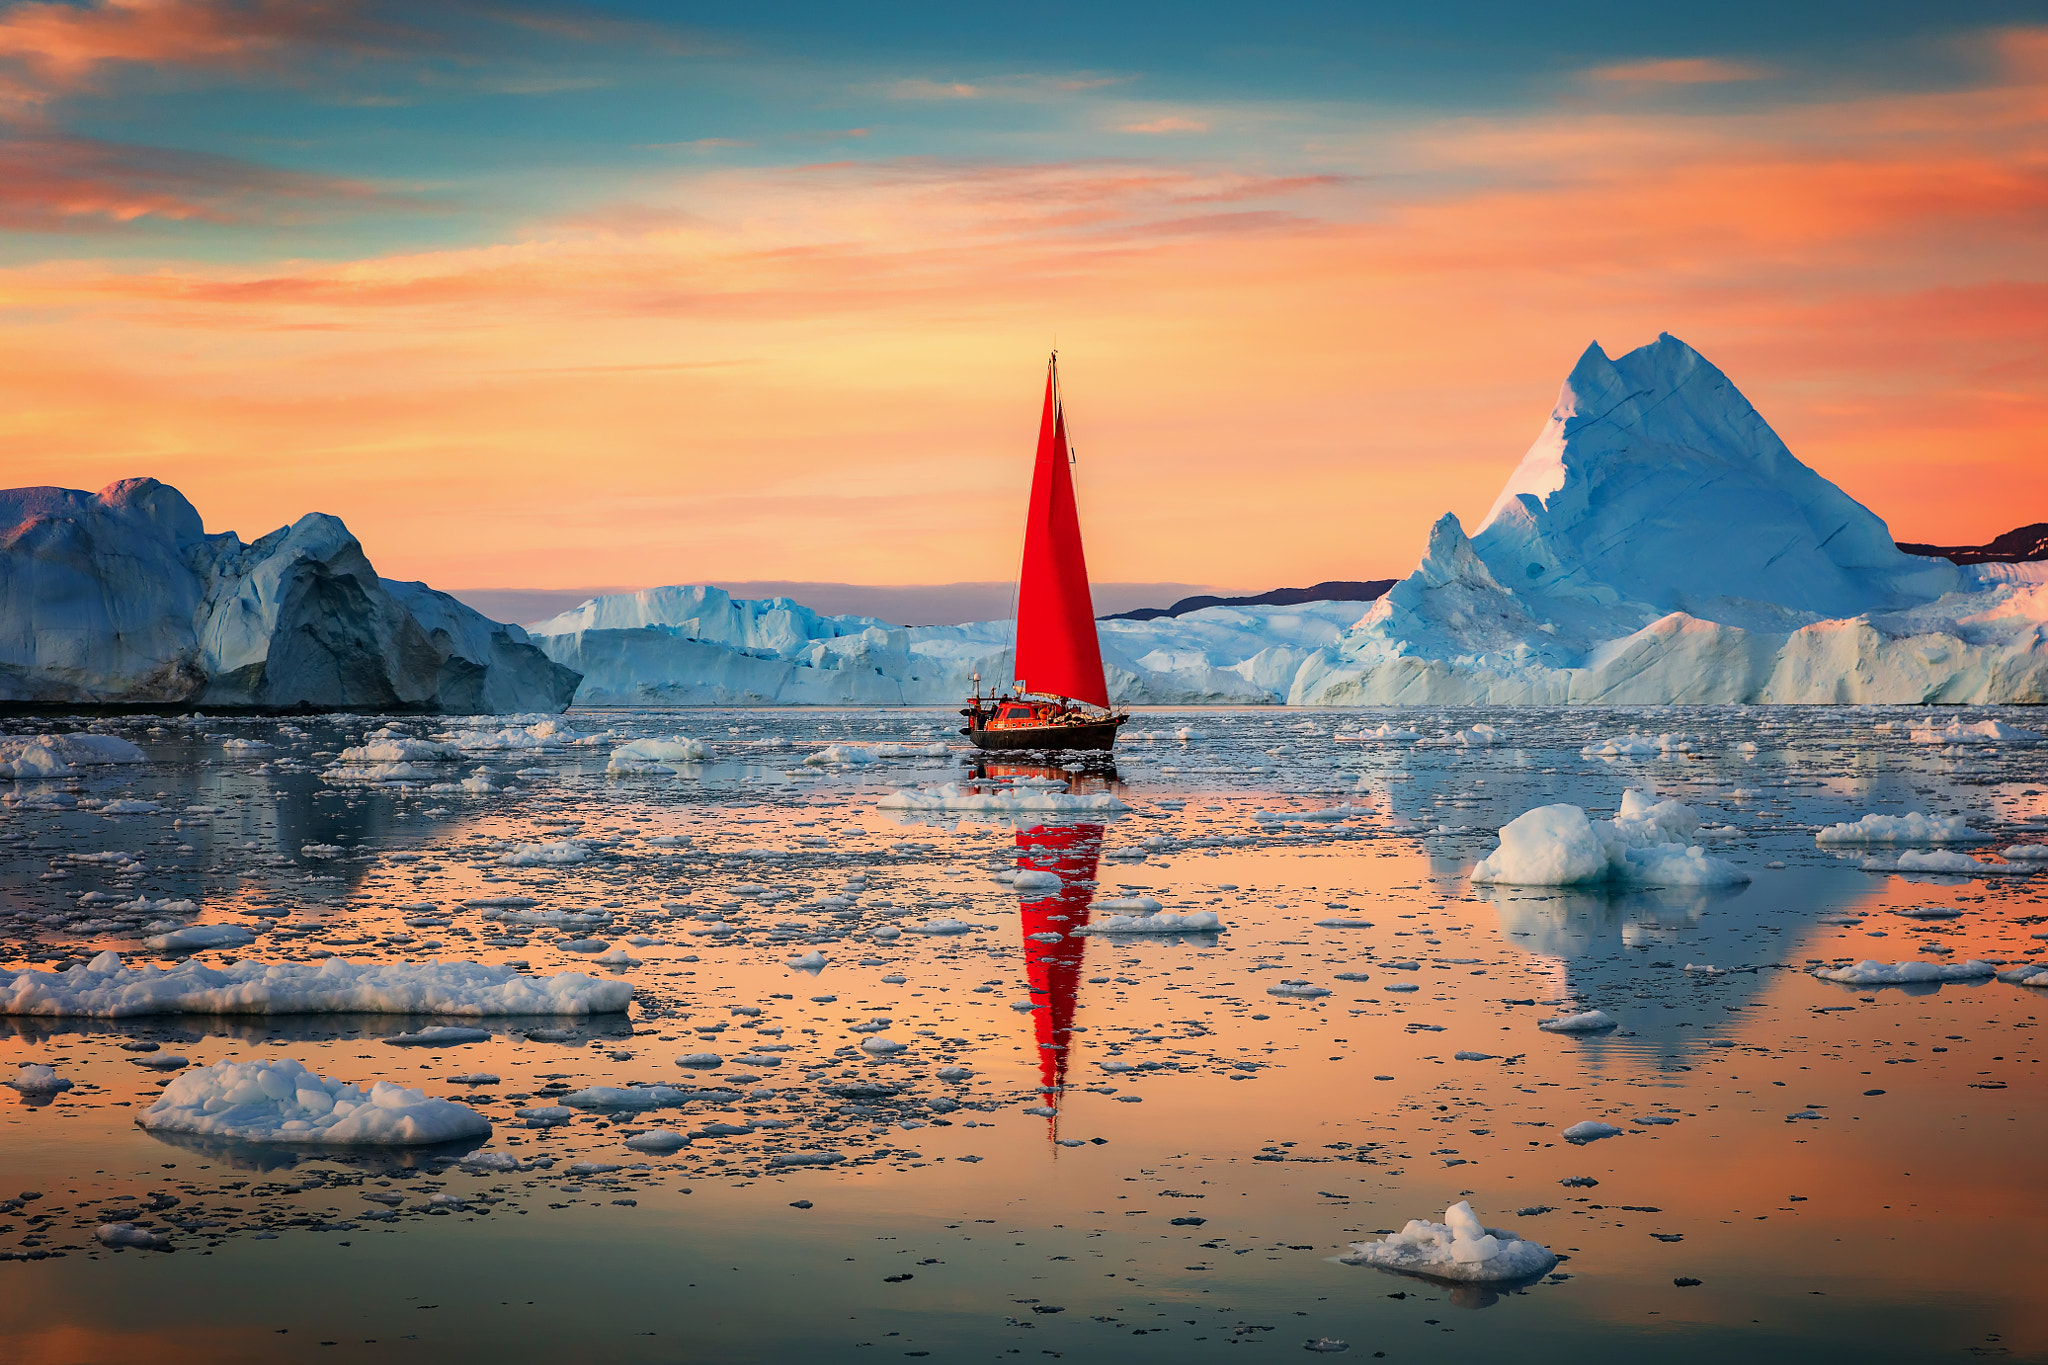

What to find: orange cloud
left=1117, top=115, right=1208, bottom=134
left=0, top=131, right=400, bottom=228
left=3, top=46, right=2046, bottom=591
left=0, top=0, right=402, bottom=86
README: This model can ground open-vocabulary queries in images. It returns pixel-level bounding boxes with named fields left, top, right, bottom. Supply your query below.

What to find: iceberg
left=1290, top=335, right=2047, bottom=705
left=0, top=478, right=578, bottom=711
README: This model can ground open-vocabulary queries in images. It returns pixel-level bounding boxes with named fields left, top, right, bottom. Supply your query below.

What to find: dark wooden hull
left=963, top=715, right=1127, bottom=751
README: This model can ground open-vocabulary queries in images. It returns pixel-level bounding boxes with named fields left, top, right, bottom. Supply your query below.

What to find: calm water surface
left=2, top=706, right=2045, bottom=1363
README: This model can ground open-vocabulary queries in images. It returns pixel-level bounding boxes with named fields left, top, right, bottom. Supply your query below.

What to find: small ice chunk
left=1340, top=1201, right=1556, bottom=1282
left=1538, top=1009, right=1616, bottom=1033
left=1812, top=959, right=1998, bottom=985
left=1562, top=1121, right=1622, bottom=1143
left=8, top=1063, right=72, bottom=1094
left=381, top=1026, right=492, bottom=1047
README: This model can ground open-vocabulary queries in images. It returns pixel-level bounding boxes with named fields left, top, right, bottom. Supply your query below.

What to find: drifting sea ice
left=1471, top=792, right=1747, bottom=887
left=1815, top=813, right=1991, bottom=844
left=7, top=1063, right=71, bottom=1093
left=608, top=737, right=707, bottom=772
left=0, top=952, right=632, bottom=1016
left=498, top=839, right=594, bottom=866
left=1811, top=960, right=1999, bottom=985
left=1909, top=718, right=2040, bottom=744
left=1341, top=1202, right=1556, bottom=1283
left=0, top=732, right=145, bottom=778
left=1538, top=1009, right=1616, bottom=1032
left=1563, top=1120, right=1622, bottom=1143
left=1862, top=851, right=2033, bottom=875
left=140, top=923, right=256, bottom=952
left=137, top=1058, right=491, bottom=1145
left=1072, top=909, right=1226, bottom=935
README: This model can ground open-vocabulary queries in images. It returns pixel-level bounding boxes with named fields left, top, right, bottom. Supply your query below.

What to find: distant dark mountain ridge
left=1897, top=523, right=2048, bottom=565
left=1102, top=579, right=1396, bottom=622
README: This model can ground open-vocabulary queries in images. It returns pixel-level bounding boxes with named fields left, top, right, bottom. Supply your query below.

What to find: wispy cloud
left=0, top=0, right=409, bottom=87
left=1118, top=115, right=1208, bottom=134
left=1584, top=56, right=1773, bottom=87
left=0, top=130, right=403, bottom=228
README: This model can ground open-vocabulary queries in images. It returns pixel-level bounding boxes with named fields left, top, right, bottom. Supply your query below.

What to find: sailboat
left=962, top=354, right=1131, bottom=752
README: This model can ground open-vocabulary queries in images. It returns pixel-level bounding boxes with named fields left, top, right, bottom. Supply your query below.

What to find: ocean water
left=2, top=705, right=2046, bottom=1363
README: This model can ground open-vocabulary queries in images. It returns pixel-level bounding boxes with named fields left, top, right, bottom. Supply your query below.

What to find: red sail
left=1013, top=366, right=1110, bottom=709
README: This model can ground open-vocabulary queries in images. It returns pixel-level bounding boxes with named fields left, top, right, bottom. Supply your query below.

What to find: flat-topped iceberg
left=1341, top=1202, right=1556, bottom=1282
left=137, top=1058, right=490, bottom=1145
left=0, top=952, right=633, bottom=1016
left=0, top=732, right=145, bottom=778
left=1472, top=790, right=1748, bottom=887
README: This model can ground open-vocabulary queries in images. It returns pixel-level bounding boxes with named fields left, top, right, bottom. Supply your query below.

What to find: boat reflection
left=985, top=761, right=1119, bottom=1141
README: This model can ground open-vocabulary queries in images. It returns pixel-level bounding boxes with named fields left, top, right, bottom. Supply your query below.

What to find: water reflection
left=983, top=761, right=1119, bottom=1138
left=140, top=1126, right=488, bottom=1173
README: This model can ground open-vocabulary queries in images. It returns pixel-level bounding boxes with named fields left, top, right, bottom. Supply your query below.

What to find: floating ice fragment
left=1472, top=792, right=1746, bottom=887
left=381, top=1026, right=491, bottom=1047
left=1341, top=1201, right=1556, bottom=1282
left=625, top=1129, right=688, bottom=1152
left=606, top=737, right=706, bottom=773
left=1316, top=918, right=1375, bottom=928
left=1538, top=1009, right=1616, bottom=1033
left=96, top=1222, right=170, bottom=1251
left=1816, top=813, right=1990, bottom=844
left=788, top=951, right=827, bottom=970
left=8, top=1063, right=71, bottom=1093
left=1075, top=909, right=1224, bottom=935
left=1562, top=1121, right=1622, bottom=1143
left=1267, top=981, right=1331, bottom=998
left=861, top=1037, right=908, bottom=1054
left=0, top=953, right=630, bottom=1017
left=1812, top=960, right=1997, bottom=985
left=877, top=784, right=1126, bottom=815
left=138, top=1057, right=490, bottom=1145
left=769, top=1151, right=845, bottom=1166
left=141, top=924, right=255, bottom=953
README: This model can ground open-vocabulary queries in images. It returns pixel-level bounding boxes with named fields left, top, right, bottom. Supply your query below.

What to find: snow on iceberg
left=498, top=839, right=594, bottom=866
left=1471, top=791, right=1748, bottom=887
left=1815, top=813, right=1991, bottom=844
left=1341, top=1202, right=1557, bottom=1283
left=877, top=783, right=1127, bottom=816
left=0, top=952, right=632, bottom=1016
left=607, top=737, right=707, bottom=773
left=137, top=1058, right=490, bottom=1145
left=0, top=478, right=578, bottom=710
left=1812, top=959, right=1997, bottom=985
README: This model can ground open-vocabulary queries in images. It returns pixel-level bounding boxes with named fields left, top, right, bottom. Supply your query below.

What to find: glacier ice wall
left=1, top=479, right=580, bottom=712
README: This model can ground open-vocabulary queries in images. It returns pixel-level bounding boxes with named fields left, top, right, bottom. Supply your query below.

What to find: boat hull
left=963, top=716, right=1127, bottom=752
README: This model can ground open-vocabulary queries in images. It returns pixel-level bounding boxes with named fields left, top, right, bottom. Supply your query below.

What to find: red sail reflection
left=1015, top=818, right=1103, bottom=1130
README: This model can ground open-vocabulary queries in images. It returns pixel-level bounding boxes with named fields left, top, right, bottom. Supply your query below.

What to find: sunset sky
left=2, top=0, right=2045, bottom=600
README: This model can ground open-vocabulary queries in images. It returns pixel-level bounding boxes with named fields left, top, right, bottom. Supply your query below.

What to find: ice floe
left=1471, top=791, right=1747, bottom=887
left=1341, top=1202, right=1556, bottom=1282
left=0, top=952, right=631, bottom=1016
left=1812, top=960, right=1998, bottom=985
left=136, top=1058, right=491, bottom=1145
left=1815, top=813, right=1991, bottom=844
